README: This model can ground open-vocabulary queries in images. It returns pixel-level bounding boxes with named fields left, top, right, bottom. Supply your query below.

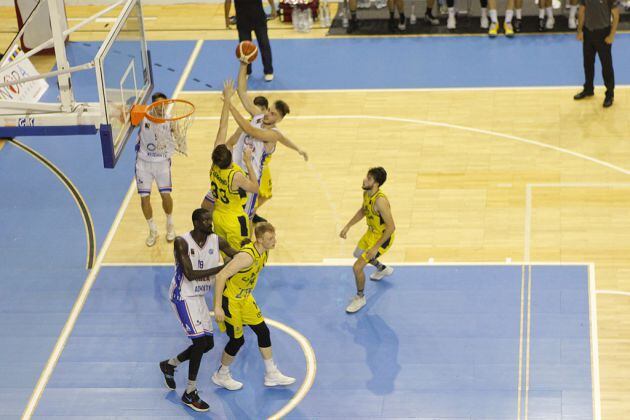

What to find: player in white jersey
left=135, top=92, right=177, bottom=247
left=224, top=63, right=308, bottom=219
left=159, top=208, right=238, bottom=412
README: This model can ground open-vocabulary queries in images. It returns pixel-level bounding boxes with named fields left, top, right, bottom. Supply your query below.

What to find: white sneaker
left=345, top=295, right=366, bottom=313
left=212, top=370, right=243, bottom=391
left=145, top=230, right=158, bottom=247
left=370, top=265, right=394, bottom=281
left=480, top=14, right=489, bottom=29
left=264, top=368, right=296, bottom=387
left=447, top=14, right=456, bottom=29
left=398, top=21, right=406, bottom=31
left=166, top=224, right=176, bottom=242
left=568, top=16, right=577, bottom=29
left=545, top=16, right=555, bottom=30
left=264, top=74, right=274, bottom=82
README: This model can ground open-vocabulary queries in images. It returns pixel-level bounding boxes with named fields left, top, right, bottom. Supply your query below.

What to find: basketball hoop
left=131, top=99, right=195, bottom=156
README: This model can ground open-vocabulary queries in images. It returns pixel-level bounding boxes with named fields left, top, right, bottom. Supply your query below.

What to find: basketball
left=235, top=41, right=258, bottom=64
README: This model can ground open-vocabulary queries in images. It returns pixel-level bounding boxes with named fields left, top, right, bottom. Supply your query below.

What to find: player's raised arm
left=236, top=62, right=261, bottom=117
left=229, top=102, right=282, bottom=143
left=213, top=251, right=254, bottom=322
left=174, top=237, right=225, bottom=280
left=214, top=79, right=236, bottom=149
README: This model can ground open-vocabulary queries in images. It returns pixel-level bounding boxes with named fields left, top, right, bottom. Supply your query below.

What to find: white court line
left=516, top=264, right=526, bottom=420
left=596, top=289, right=630, bottom=297
left=21, top=39, right=205, bottom=420
left=589, top=264, right=602, bottom=420
left=180, top=84, right=630, bottom=94
left=101, top=261, right=593, bottom=267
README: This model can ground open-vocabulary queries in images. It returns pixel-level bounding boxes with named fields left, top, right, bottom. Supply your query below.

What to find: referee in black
left=225, top=0, right=276, bottom=82
left=573, top=0, right=620, bottom=107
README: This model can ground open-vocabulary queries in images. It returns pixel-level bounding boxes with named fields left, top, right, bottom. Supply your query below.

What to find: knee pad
left=224, top=336, right=245, bottom=357
left=353, top=247, right=364, bottom=259
left=250, top=322, right=271, bottom=348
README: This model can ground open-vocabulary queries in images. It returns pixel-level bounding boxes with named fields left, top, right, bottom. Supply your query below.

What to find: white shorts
left=170, top=294, right=213, bottom=339
left=135, top=157, right=172, bottom=197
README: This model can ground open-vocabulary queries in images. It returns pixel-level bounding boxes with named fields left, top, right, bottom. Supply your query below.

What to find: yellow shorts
left=212, top=211, right=250, bottom=250
left=357, top=230, right=394, bottom=262
left=218, top=294, right=264, bottom=339
left=258, top=165, right=272, bottom=200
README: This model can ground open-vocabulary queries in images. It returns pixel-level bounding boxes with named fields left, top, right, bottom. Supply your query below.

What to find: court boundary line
left=102, top=261, right=593, bottom=267
left=182, top=85, right=630, bottom=94
left=21, top=38, right=205, bottom=420
left=7, top=139, right=96, bottom=269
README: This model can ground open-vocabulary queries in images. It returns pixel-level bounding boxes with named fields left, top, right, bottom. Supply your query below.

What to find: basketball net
left=132, top=99, right=195, bottom=156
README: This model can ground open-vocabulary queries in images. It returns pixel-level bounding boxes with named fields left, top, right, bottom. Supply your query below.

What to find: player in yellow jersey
left=201, top=80, right=259, bottom=249
left=211, top=222, right=296, bottom=389
left=340, top=167, right=396, bottom=313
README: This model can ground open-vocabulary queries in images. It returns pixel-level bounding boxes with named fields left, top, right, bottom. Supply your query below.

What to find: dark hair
left=367, top=167, right=387, bottom=186
left=212, top=144, right=232, bottom=169
left=253, top=96, right=269, bottom=110
left=192, top=208, right=209, bottom=223
left=152, top=92, right=167, bottom=102
left=273, top=100, right=290, bottom=118
left=254, top=222, right=275, bottom=239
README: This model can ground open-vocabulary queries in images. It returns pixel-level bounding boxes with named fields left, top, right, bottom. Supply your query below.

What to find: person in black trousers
left=574, top=0, right=620, bottom=108
left=225, top=0, right=276, bottom=82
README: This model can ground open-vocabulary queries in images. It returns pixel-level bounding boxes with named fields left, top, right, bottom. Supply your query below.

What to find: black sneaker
left=538, top=18, right=545, bottom=31
left=573, top=90, right=594, bottom=100
left=603, top=96, right=614, bottom=108
left=159, top=360, right=176, bottom=390
left=514, top=18, right=522, bottom=32
left=182, top=389, right=210, bottom=412
left=252, top=214, right=268, bottom=224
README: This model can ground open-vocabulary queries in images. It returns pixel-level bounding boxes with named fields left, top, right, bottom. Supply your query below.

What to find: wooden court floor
left=3, top=3, right=630, bottom=418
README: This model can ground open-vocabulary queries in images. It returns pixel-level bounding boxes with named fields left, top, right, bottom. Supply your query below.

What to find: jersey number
left=211, top=181, right=229, bottom=204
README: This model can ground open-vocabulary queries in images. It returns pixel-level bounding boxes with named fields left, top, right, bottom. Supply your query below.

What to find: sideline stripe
left=7, top=139, right=96, bottom=269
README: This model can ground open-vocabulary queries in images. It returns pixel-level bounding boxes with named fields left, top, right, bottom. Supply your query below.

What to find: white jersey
left=231, top=114, right=277, bottom=182
left=136, top=118, right=175, bottom=162
left=169, top=232, right=220, bottom=300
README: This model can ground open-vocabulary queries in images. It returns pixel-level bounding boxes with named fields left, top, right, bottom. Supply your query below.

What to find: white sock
left=218, top=364, right=230, bottom=374
left=545, top=7, right=553, bottom=18
left=147, top=218, right=157, bottom=232
left=186, top=379, right=196, bottom=394
left=569, top=5, right=577, bottom=18
left=489, top=9, right=498, bottom=23
left=538, top=8, right=545, bottom=18
left=168, top=357, right=181, bottom=367
left=448, top=7, right=455, bottom=15
left=263, top=358, right=276, bottom=373
left=166, top=213, right=173, bottom=227
left=515, top=8, right=522, bottom=19
left=505, top=9, right=514, bottom=23
left=480, top=7, right=488, bottom=18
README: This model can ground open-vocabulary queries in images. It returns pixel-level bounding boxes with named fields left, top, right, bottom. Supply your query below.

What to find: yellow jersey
left=363, top=189, right=388, bottom=235
left=223, top=242, right=268, bottom=300
left=209, top=163, right=247, bottom=215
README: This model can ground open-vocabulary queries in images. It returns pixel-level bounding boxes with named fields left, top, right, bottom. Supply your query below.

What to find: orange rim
left=145, top=99, right=195, bottom=123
